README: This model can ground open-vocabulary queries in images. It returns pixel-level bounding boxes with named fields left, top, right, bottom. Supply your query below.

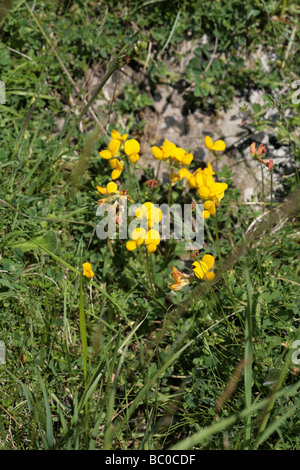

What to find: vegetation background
left=0, top=0, right=299, bottom=450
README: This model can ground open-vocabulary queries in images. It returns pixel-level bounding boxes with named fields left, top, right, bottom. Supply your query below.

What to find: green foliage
left=0, top=0, right=299, bottom=452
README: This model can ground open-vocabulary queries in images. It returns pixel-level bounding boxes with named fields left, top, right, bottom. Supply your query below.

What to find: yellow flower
left=145, top=229, right=161, bottom=254
left=168, top=266, right=191, bottom=291
left=197, top=173, right=228, bottom=201
left=172, top=147, right=193, bottom=166
left=126, top=240, right=138, bottom=251
left=203, top=162, right=215, bottom=176
left=131, top=227, right=147, bottom=246
left=135, top=202, right=162, bottom=228
left=124, top=139, right=140, bottom=164
left=204, top=136, right=226, bottom=152
left=96, top=181, right=118, bottom=195
left=182, top=152, right=193, bottom=166
left=111, top=129, right=128, bottom=143
left=109, top=158, right=124, bottom=180
left=99, top=139, right=121, bottom=160
left=83, top=262, right=94, bottom=279
left=192, top=254, right=215, bottom=281
left=147, top=206, right=162, bottom=228
left=151, top=139, right=176, bottom=160
left=171, top=167, right=191, bottom=183
left=203, top=200, right=216, bottom=219
left=126, top=227, right=148, bottom=252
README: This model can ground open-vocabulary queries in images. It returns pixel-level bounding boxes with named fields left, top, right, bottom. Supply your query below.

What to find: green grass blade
left=169, top=381, right=300, bottom=450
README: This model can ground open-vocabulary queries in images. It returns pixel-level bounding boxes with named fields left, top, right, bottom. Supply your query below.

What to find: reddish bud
left=257, top=144, right=266, bottom=156
left=145, top=179, right=158, bottom=189
left=258, top=158, right=268, bottom=167
left=268, top=158, right=273, bottom=171
left=250, top=142, right=256, bottom=156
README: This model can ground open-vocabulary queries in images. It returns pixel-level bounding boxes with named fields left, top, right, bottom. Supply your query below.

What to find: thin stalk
left=215, top=210, right=222, bottom=261
left=126, top=156, right=133, bottom=195
left=269, top=170, right=273, bottom=245
left=79, top=273, right=88, bottom=426
left=149, top=252, right=157, bottom=292
left=280, top=0, right=287, bottom=18
left=168, top=169, right=173, bottom=206
left=270, top=171, right=273, bottom=214
left=260, top=162, right=265, bottom=212
left=155, top=160, right=161, bottom=181
left=143, top=247, right=155, bottom=295
left=244, top=271, right=253, bottom=449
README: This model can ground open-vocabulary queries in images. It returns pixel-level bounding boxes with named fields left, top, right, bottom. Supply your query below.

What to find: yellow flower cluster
left=126, top=202, right=162, bottom=254
left=172, top=162, right=228, bottom=219
left=168, top=253, right=216, bottom=291
left=99, top=129, right=140, bottom=181
left=192, top=254, right=215, bottom=281
left=82, top=262, right=94, bottom=279
left=151, top=139, right=193, bottom=167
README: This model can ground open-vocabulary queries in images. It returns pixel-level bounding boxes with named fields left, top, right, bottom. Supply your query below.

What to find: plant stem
left=270, top=171, right=273, bottom=214
left=280, top=0, right=287, bottom=18
left=168, top=169, right=173, bottom=206
left=269, top=171, right=273, bottom=244
left=155, top=160, right=161, bottom=181
left=127, top=156, right=133, bottom=195
left=144, top=247, right=155, bottom=295
left=260, top=162, right=265, bottom=213
left=215, top=210, right=222, bottom=261
left=150, top=253, right=157, bottom=292
left=79, top=273, right=88, bottom=424
left=244, top=271, right=253, bottom=449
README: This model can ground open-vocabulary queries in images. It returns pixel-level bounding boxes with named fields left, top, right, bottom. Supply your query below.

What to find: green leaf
left=9, top=230, right=58, bottom=253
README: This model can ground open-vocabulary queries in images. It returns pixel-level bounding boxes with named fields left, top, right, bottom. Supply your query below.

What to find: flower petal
left=108, top=139, right=121, bottom=156
left=162, top=139, right=176, bottom=158
left=124, top=139, right=140, bottom=156
left=173, top=147, right=185, bottom=162
left=192, top=261, right=209, bottom=279
left=209, top=182, right=228, bottom=197
left=106, top=181, right=118, bottom=194
left=147, top=243, right=157, bottom=254
left=212, top=140, right=226, bottom=151
left=83, top=262, right=92, bottom=271
left=201, top=254, right=215, bottom=271
left=151, top=146, right=163, bottom=160
left=111, top=129, right=121, bottom=140
left=204, top=271, right=215, bottom=281
left=131, top=227, right=147, bottom=241
left=97, top=185, right=106, bottom=194
left=129, top=153, right=139, bottom=164
left=198, top=186, right=210, bottom=199
left=182, top=153, right=193, bottom=166
left=111, top=169, right=122, bottom=180
left=145, top=229, right=160, bottom=245
left=126, top=240, right=137, bottom=251
left=99, top=150, right=112, bottom=160
left=204, top=136, right=214, bottom=150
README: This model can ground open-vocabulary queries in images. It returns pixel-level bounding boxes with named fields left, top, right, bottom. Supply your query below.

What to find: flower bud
left=257, top=144, right=266, bottom=156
